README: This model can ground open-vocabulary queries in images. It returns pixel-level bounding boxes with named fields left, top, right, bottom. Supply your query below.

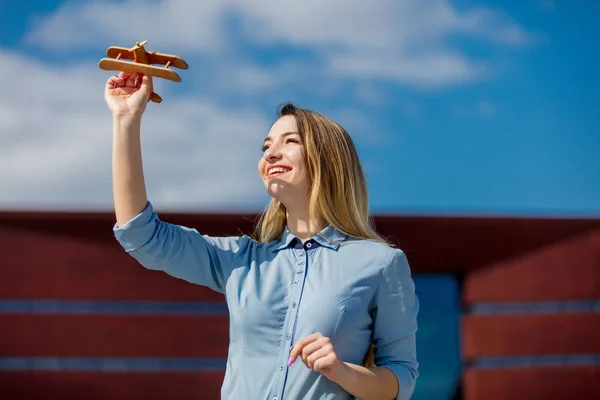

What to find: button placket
left=274, top=245, right=308, bottom=400
left=289, top=249, right=308, bottom=342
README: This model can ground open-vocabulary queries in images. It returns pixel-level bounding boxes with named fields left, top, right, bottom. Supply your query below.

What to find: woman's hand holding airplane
left=104, top=71, right=152, bottom=118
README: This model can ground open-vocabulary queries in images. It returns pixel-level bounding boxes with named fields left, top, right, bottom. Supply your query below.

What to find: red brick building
left=1, top=209, right=598, bottom=399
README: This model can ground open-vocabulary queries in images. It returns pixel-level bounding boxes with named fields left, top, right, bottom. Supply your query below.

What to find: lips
left=266, top=165, right=292, bottom=179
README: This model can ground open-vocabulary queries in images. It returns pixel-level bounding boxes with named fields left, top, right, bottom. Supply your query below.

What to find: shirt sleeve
left=372, top=248, right=420, bottom=400
left=112, top=201, right=250, bottom=293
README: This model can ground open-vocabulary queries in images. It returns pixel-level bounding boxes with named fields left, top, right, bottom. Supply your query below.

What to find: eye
left=286, top=138, right=300, bottom=144
left=261, top=144, right=270, bottom=152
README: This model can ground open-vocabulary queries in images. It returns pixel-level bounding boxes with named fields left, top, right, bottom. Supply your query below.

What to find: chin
left=266, top=180, right=293, bottom=203
left=266, top=183, right=285, bottom=199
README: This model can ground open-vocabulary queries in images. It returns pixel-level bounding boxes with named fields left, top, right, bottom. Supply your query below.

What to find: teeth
left=269, top=167, right=290, bottom=174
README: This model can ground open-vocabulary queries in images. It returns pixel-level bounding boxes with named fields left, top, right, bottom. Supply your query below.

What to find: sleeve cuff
left=383, top=363, right=417, bottom=400
left=112, top=201, right=157, bottom=252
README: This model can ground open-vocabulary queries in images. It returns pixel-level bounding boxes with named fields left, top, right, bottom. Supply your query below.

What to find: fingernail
left=290, top=345, right=293, bottom=351
left=287, top=357, right=293, bottom=367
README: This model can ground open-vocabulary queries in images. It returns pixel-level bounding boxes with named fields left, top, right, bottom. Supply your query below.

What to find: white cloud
left=24, top=0, right=531, bottom=88
left=453, top=7, right=533, bottom=46
left=0, top=48, right=271, bottom=211
left=24, top=0, right=226, bottom=53
left=1, top=0, right=533, bottom=210
left=328, top=50, right=488, bottom=87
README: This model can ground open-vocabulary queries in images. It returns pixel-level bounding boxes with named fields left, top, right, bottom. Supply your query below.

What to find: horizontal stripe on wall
left=3, top=299, right=598, bottom=315
left=471, top=354, right=600, bottom=368
left=0, top=300, right=229, bottom=315
left=1, top=355, right=597, bottom=372
left=0, top=358, right=227, bottom=371
left=469, top=300, right=600, bottom=315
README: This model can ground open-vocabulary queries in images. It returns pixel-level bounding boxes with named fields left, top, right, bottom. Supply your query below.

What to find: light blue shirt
left=113, top=201, right=419, bottom=400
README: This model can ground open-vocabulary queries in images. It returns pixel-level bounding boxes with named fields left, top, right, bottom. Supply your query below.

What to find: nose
left=263, top=142, right=282, bottom=162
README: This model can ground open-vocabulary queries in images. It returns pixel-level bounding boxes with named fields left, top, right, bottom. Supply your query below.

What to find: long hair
left=253, top=102, right=390, bottom=368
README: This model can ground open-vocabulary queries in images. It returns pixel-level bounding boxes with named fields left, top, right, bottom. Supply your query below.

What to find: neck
left=285, top=203, right=323, bottom=242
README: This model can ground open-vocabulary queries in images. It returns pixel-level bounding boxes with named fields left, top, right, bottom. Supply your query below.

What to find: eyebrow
left=263, top=131, right=300, bottom=144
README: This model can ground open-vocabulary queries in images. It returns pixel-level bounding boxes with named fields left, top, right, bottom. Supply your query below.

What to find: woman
left=105, top=71, right=419, bottom=400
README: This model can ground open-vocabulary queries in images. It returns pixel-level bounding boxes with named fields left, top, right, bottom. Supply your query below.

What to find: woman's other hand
left=288, top=332, right=348, bottom=383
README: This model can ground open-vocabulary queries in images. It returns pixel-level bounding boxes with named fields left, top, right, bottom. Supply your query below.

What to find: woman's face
left=258, top=115, right=309, bottom=205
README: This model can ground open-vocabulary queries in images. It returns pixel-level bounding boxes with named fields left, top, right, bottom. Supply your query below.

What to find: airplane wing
left=98, top=58, right=182, bottom=82
left=147, top=52, right=189, bottom=70
left=106, top=47, right=134, bottom=60
left=105, top=47, right=188, bottom=70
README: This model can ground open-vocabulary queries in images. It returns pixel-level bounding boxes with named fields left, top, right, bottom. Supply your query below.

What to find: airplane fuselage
left=133, top=46, right=149, bottom=64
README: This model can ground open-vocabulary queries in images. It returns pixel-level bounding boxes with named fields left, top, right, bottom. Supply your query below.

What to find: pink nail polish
left=287, top=357, right=293, bottom=367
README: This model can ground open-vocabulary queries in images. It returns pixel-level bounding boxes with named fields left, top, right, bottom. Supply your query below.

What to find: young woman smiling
left=105, top=71, right=419, bottom=400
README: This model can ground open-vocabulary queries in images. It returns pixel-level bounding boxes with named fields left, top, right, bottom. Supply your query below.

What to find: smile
left=267, top=166, right=292, bottom=179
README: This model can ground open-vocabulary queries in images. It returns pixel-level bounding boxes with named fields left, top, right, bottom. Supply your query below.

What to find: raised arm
left=105, top=71, right=152, bottom=226
left=104, top=72, right=246, bottom=292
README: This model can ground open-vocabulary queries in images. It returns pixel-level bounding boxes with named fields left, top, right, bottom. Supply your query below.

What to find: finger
left=124, top=72, right=139, bottom=88
left=289, top=343, right=307, bottom=365
left=301, top=337, right=330, bottom=366
left=290, top=333, right=322, bottom=361
left=107, top=71, right=133, bottom=85
left=312, top=352, right=337, bottom=372
left=140, top=74, right=153, bottom=91
left=137, top=75, right=153, bottom=101
left=106, top=75, right=125, bottom=89
left=117, top=71, right=132, bottom=80
left=307, top=346, right=333, bottom=370
left=135, top=73, right=148, bottom=89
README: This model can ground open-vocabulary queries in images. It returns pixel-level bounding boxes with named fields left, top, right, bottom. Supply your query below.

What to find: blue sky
left=0, top=0, right=598, bottom=216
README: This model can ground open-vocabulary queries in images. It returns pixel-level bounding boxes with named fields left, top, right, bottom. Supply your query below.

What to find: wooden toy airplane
left=98, top=40, right=189, bottom=103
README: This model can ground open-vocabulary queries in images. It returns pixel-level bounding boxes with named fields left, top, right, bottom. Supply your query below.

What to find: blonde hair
left=253, top=103, right=390, bottom=367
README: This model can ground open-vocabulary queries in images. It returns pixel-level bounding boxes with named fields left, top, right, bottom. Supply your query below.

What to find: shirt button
left=292, top=302, right=297, bottom=308
left=306, top=243, right=312, bottom=248
left=273, top=397, right=279, bottom=400
left=286, top=333, right=291, bottom=340
left=279, top=365, right=284, bottom=371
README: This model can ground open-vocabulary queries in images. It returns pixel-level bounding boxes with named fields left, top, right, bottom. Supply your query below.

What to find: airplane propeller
left=129, top=40, right=148, bottom=52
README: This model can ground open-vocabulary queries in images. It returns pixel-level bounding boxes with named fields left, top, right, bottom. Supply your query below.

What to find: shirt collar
left=275, top=227, right=298, bottom=251
left=274, top=224, right=348, bottom=251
